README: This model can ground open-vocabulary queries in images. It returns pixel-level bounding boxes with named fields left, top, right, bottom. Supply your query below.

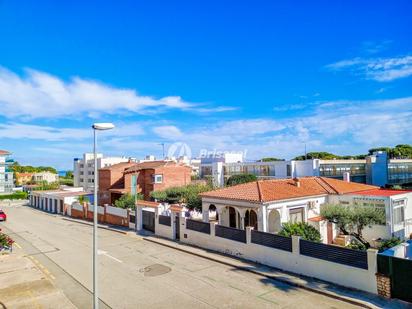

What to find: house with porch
left=199, top=177, right=393, bottom=243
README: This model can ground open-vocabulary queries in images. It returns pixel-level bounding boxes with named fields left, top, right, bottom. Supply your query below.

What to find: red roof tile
left=0, top=150, right=11, bottom=155
left=124, top=161, right=189, bottom=173
left=136, top=200, right=160, bottom=208
left=200, top=177, right=379, bottom=203
left=353, top=188, right=412, bottom=197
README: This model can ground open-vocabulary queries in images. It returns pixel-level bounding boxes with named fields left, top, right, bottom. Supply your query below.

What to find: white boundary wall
left=106, top=205, right=127, bottom=217
left=88, top=204, right=104, bottom=214
left=72, top=202, right=83, bottom=211
left=178, top=219, right=378, bottom=294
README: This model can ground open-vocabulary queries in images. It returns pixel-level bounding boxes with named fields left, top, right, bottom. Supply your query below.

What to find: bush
left=279, top=222, right=321, bottom=242
left=346, top=239, right=367, bottom=251
left=226, top=174, right=257, bottom=186
left=114, top=193, right=143, bottom=210
left=378, top=237, right=402, bottom=253
left=0, top=191, right=28, bottom=200
left=0, top=230, right=14, bottom=249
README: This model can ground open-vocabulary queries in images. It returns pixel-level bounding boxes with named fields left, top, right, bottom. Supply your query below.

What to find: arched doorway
left=245, top=209, right=258, bottom=230
left=268, top=209, right=281, bottom=233
left=209, top=204, right=218, bottom=222
left=229, top=207, right=237, bottom=228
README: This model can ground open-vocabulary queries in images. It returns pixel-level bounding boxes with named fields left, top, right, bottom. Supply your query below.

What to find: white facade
left=0, top=151, right=14, bottom=194
left=33, top=171, right=59, bottom=183
left=73, top=153, right=130, bottom=191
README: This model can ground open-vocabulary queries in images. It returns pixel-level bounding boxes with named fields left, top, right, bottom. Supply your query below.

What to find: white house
left=200, top=177, right=412, bottom=243
left=33, top=171, right=59, bottom=184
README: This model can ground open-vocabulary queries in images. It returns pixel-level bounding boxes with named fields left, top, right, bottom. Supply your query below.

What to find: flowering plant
left=0, top=231, right=14, bottom=249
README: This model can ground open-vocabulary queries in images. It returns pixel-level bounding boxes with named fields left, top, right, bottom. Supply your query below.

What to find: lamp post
left=91, top=122, right=115, bottom=309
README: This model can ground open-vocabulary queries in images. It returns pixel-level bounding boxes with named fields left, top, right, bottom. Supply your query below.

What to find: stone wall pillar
left=292, top=235, right=301, bottom=255
left=246, top=226, right=253, bottom=244
left=376, top=273, right=391, bottom=298
left=136, top=206, right=143, bottom=232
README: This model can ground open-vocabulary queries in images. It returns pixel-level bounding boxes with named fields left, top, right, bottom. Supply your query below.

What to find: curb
left=143, top=236, right=379, bottom=309
left=61, top=217, right=129, bottom=235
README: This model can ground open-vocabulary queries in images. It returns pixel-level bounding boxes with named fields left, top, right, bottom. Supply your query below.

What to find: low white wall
left=106, top=205, right=127, bottom=217
left=155, top=214, right=173, bottom=239
left=88, top=204, right=104, bottom=214
left=178, top=219, right=377, bottom=294
left=72, top=202, right=83, bottom=211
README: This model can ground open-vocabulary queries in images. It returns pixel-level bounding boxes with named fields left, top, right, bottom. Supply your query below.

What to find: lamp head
left=92, top=123, right=115, bottom=130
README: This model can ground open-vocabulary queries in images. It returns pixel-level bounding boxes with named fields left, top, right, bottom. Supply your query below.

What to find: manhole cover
left=140, top=264, right=171, bottom=277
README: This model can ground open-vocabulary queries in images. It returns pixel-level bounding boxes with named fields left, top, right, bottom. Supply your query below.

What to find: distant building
left=99, top=160, right=192, bottom=205
left=0, top=150, right=14, bottom=194
left=33, top=171, right=59, bottom=184
left=73, top=153, right=131, bottom=192
left=200, top=152, right=412, bottom=187
left=15, top=172, right=35, bottom=185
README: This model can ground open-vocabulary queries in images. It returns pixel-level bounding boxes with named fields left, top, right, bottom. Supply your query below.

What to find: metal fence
left=300, top=239, right=368, bottom=269
left=251, top=230, right=292, bottom=252
left=186, top=219, right=210, bottom=234
left=378, top=254, right=412, bottom=303
left=159, top=215, right=171, bottom=226
left=215, top=225, right=246, bottom=243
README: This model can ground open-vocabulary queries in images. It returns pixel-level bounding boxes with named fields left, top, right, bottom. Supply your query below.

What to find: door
left=175, top=214, right=180, bottom=240
left=327, top=222, right=333, bottom=244
left=391, top=256, right=412, bottom=302
left=229, top=207, right=237, bottom=228
left=142, top=210, right=155, bottom=232
left=60, top=200, right=64, bottom=214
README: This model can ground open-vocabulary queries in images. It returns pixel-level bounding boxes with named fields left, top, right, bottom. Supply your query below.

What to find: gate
left=175, top=215, right=180, bottom=240
left=142, top=210, right=155, bottom=232
left=378, top=254, right=412, bottom=303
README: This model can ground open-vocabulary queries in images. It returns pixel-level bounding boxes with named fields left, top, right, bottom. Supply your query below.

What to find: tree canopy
left=259, top=157, right=285, bottom=162
left=226, top=174, right=257, bottom=186
left=320, top=204, right=386, bottom=247
left=150, top=183, right=214, bottom=210
left=10, top=162, right=57, bottom=174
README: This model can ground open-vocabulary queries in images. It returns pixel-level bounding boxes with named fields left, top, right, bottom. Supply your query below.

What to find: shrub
left=279, top=222, right=321, bottom=242
left=0, top=191, right=28, bottom=200
left=346, top=239, right=367, bottom=251
left=114, top=193, right=143, bottom=210
left=0, top=230, right=14, bottom=249
left=226, top=174, right=257, bottom=186
left=378, top=237, right=402, bottom=253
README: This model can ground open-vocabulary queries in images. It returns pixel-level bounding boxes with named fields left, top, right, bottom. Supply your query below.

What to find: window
left=289, top=207, right=305, bottom=223
left=286, top=164, right=292, bottom=177
left=152, top=174, right=163, bottom=184
left=393, top=206, right=405, bottom=225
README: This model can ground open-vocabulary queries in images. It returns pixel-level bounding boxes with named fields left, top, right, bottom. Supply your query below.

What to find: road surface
left=1, top=203, right=360, bottom=308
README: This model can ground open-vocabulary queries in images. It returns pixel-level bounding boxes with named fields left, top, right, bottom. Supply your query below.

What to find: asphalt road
left=0, top=203, right=360, bottom=309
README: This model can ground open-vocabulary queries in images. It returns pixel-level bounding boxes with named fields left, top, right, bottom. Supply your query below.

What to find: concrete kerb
left=142, top=236, right=387, bottom=309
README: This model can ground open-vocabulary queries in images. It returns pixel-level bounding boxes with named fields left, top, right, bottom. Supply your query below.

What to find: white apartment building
left=73, top=153, right=130, bottom=192
left=0, top=150, right=14, bottom=194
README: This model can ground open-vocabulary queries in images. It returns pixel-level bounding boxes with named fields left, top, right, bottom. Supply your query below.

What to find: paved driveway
left=1, top=203, right=359, bottom=308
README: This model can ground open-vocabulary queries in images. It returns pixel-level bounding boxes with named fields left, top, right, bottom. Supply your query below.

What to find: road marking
left=98, top=250, right=123, bottom=263
left=14, top=242, right=22, bottom=249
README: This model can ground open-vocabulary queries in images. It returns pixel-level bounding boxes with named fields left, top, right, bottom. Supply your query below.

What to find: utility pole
left=158, top=143, right=165, bottom=159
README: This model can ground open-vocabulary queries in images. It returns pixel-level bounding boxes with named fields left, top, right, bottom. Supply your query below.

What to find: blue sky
left=0, top=1, right=411, bottom=169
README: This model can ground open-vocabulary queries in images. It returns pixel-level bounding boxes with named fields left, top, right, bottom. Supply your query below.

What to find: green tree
left=378, top=237, right=402, bottom=253
left=114, top=193, right=143, bottom=210
left=279, top=222, right=321, bottom=242
left=321, top=204, right=386, bottom=247
left=78, top=195, right=89, bottom=204
left=294, top=152, right=339, bottom=160
left=259, top=157, right=285, bottom=162
left=226, top=174, right=257, bottom=186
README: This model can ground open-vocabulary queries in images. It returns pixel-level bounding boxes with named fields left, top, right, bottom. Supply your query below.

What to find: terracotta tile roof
left=308, top=216, right=325, bottom=222
left=0, top=150, right=11, bottom=155
left=169, top=204, right=183, bottom=212
left=352, top=188, right=412, bottom=197
left=99, top=162, right=137, bottom=171
left=200, top=177, right=379, bottom=203
left=136, top=200, right=160, bottom=208
left=124, top=160, right=188, bottom=173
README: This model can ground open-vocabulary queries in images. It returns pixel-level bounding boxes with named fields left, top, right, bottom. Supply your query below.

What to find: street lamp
left=91, top=122, right=115, bottom=309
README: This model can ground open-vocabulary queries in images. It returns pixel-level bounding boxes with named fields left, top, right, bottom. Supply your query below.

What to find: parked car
left=0, top=210, right=6, bottom=221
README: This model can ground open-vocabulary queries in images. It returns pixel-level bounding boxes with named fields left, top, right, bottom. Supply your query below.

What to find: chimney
left=293, top=177, right=301, bottom=188
left=343, top=172, right=350, bottom=182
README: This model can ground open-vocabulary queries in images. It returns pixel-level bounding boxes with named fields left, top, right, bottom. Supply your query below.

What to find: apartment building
left=0, top=150, right=14, bottom=194
left=73, top=153, right=130, bottom=192
left=99, top=160, right=192, bottom=205
left=200, top=151, right=412, bottom=187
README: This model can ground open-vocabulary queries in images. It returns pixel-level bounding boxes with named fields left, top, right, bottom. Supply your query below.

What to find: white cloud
left=326, top=55, right=412, bottom=82
left=153, top=126, right=183, bottom=139
left=0, top=67, right=233, bottom=119
left=0, top=122, right=145, bottom=141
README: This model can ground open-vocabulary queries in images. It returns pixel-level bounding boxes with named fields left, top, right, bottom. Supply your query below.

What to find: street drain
left=140, top=264, right=171, bottom=277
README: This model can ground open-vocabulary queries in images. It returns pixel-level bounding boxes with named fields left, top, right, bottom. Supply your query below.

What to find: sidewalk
left=142, top=235, right=410, bottom=309
left=0, top=244, right=75, bottom=308
left=62, top=216, right=134, bottom=235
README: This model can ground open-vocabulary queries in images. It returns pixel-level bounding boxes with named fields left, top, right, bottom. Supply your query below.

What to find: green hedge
left=0, top=191, right=28, bottom=200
